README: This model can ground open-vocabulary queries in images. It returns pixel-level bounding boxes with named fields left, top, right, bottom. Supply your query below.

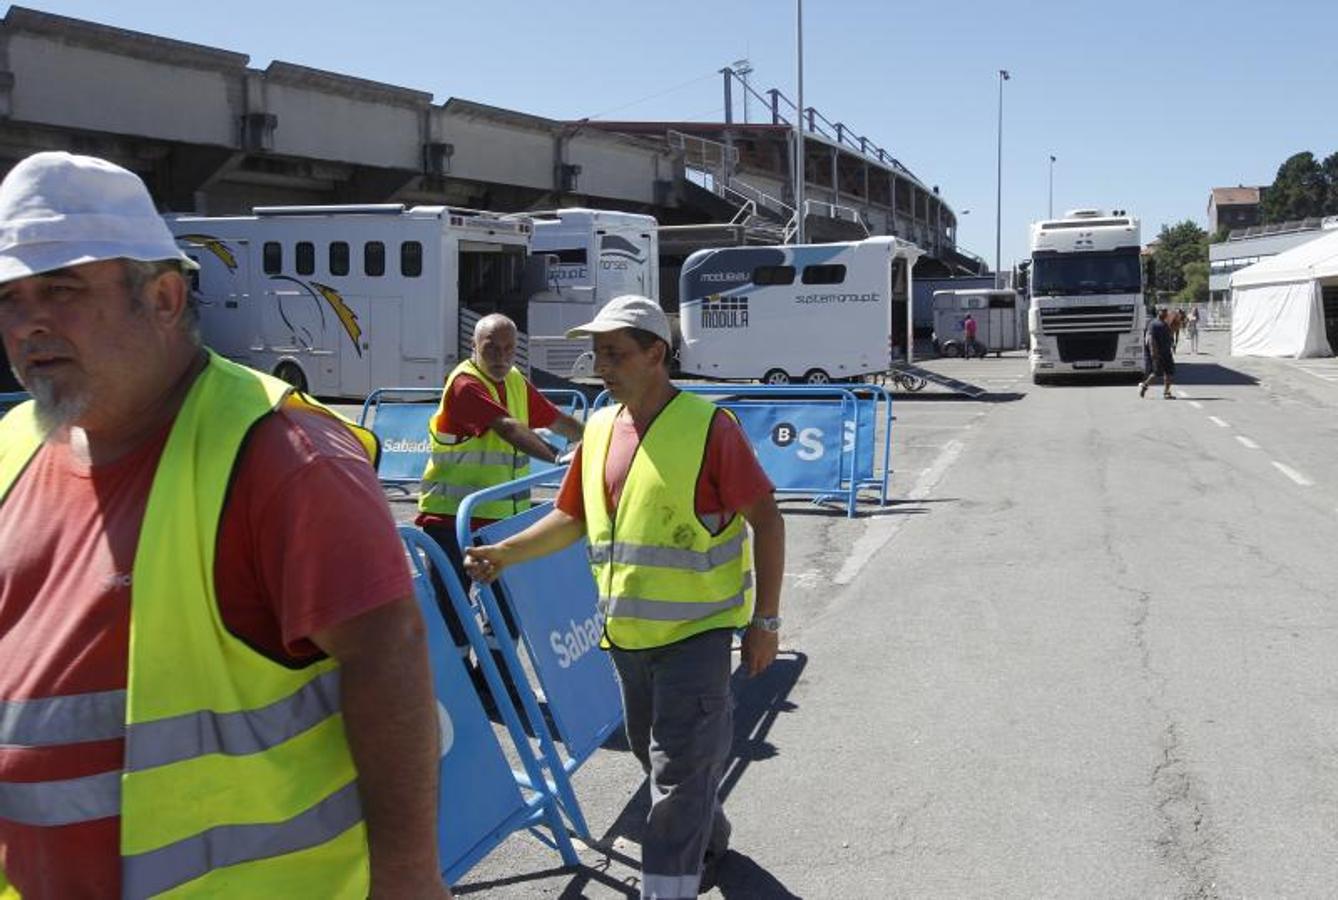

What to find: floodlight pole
left=995, top=69, right=1010, bottom=289
left=793, top=0, right=806, bottom=245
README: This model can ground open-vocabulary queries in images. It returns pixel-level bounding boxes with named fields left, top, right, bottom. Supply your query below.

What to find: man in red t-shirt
left=416, top=313, right=584, bottom=654
left=464, top=296, right=785, bottom=898
left=0, top=153, right=448, bottom=897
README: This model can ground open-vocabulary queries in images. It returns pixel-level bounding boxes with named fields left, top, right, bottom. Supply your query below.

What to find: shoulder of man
left=242, top=405, right=374, bottom=479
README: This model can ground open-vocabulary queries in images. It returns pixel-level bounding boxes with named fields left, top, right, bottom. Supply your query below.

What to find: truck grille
left=1039, top=305, right=1136, bottom=334
left=1056, top=333, right=1119, bottom=362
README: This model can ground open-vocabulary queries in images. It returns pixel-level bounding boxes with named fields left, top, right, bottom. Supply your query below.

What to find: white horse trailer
left=526, top=209, right=659, bottom=376
left=678, top=237, right=923, bottom=384
left=168, top=204, right=533, bottom=399
left=932, top=288, right=1025, bottom=357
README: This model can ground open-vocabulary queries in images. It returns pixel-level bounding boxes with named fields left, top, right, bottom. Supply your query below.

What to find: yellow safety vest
left=0, top=352, right=379, bottom=899
left=418, top=360, right=531, bottom=520
left=581, top=392, right=753, bottom=650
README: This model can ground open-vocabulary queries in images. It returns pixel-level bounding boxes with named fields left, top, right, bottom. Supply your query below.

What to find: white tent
left=1229, top=229, right=1338, bottom=358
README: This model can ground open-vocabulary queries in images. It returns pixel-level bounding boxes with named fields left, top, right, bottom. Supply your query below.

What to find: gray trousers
left=611, top=628, right=734, bottom=900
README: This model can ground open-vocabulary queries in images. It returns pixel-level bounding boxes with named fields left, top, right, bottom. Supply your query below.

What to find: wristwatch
left=750, top=615, right=782, bottom=633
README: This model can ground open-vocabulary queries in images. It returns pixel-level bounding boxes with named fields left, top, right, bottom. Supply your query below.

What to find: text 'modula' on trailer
left=677, top=236, right=923, bottom=384
left=168, top=204, right=533, bottom=399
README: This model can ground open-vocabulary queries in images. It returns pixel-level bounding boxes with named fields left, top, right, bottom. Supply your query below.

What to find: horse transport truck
left=168, top=204, right=533, bottom=399
left=677, top=236, right=923, bottom=384
left=1027, top=209, right=1146, bottom=384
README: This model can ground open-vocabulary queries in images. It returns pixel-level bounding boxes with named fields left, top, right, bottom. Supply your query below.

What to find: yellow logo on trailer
left=176, top=233, right=238, bottom=271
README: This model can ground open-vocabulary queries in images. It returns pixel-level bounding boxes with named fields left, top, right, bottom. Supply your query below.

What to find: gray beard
left=16, top=366, right=90, bottom=433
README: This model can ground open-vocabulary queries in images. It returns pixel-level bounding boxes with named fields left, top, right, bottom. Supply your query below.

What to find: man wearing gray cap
left=0, top=153, right=448, bottom=897
left=465, top=294, right=785, bottom=898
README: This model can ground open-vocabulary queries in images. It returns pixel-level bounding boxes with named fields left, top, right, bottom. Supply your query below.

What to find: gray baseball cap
left=0, top=151, right=199, bottom=285
left=566, top=294, right=671, bottom=344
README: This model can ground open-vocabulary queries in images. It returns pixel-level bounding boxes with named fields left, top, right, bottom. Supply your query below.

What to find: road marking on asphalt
left=1177, top=388, right=1192, bottom=399
left=833, top=438, right=965, bottom=586
left=1188, top=401, right=1203, bottom=409
left=1293, top=363, right=1338, bottom=383
left=1271, top=461, right=1314, bottom=486
left=1236, top=435, right=1261, bottom=450
left=1208, top=416, right=1229, bottom=428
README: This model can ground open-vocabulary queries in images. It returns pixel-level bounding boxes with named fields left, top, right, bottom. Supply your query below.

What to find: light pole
left=732, top=58, right=753, bottom=123
left=793, top=0, right=806, bottom=244
left=1048, top=154, right=1056, bottom=219
left=995, top=68, right=1010, bottom=289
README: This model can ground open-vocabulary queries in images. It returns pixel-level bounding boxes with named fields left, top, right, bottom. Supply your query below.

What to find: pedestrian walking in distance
left=465, top=295, right=786, bottom=899
left=0, top=152, right=450, bottom=898
left=1140, top=307, right=1176, bottom=399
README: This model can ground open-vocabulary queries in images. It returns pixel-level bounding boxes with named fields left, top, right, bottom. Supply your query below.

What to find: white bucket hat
left=0, top=151, right=198, bottom=285
left=566, top=294, right=672, bottom=345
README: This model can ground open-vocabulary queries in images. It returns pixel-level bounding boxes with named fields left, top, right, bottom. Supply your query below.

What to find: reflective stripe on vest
left=599, top=570, right=754, bottom=621
left=121, top=781, right=362, bottom=900
left=0, top=770, right=120, bottom=827
left=0, top=352, right=374, bottom=897
left=418, top=360, right=531, bottom=519
left=581, top=393, right=753, bottom=650
left=0, top=689, right=126, bottom=746
left=587, top=530, right=746, bottom=572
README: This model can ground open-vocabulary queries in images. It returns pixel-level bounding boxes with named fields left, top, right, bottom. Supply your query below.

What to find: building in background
left=1207, top=186, right=1264, bottom=235
left=1208, top=217, right=1337, bottom=308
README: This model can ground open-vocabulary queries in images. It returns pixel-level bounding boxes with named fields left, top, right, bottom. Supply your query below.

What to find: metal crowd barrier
left=453, top=470, right=623, bottom=840
left=0, top=392, right=29, bottom=416
left=594, top=383, right=894, bottom=518
left=359, top=385, right=587, bottom=488
left=399, top=526, right=579, bottom=882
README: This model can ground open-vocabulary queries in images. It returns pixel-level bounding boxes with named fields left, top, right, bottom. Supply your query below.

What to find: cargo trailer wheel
left=803, top=369, right=832, bottom=385
left=942, top=342, right=962, bottom=358
left=274, top=362, right=308, bottom=394
left=762, top=368, right=792, bottom=385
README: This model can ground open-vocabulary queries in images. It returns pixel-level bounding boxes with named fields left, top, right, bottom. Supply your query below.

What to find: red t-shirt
left=0, top=407, right=413, bottom=899
left=555, top=401, right=773, bottom=526
left=416, top=371, right=562, bottom=531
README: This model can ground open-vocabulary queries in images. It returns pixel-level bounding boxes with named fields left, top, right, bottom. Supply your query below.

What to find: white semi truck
left=168, top=204, right=534, bottom=398
left=1027, top=209, right=1146, bottom=384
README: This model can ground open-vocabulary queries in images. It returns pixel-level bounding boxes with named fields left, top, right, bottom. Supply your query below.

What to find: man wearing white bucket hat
left=0, top=153, right=448, bottom=898
left=465, top=294, right=786, bottom=899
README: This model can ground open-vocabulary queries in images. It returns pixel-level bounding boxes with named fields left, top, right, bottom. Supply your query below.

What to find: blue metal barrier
left=399, top=526, right=579, bottom=881
left=594, top=384, right=894, bottom=517
left=0, top=392, right=29, bottom=416
left=360, top=386, right=587, bottom=488
left=455, top=470, right=621, bottom=839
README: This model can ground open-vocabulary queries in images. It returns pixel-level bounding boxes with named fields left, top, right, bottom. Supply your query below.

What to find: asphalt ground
left=350, top=328, right=1338, bottom=898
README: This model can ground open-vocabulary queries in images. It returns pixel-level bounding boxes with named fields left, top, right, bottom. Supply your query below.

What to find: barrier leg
left=400, top=528, right=580, bottom=868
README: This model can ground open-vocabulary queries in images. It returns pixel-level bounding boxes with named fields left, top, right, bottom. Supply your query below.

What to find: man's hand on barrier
left=462, top=508, right=586, bottom=584
left=463, top=545, right=506, bottom=584
left=741, top=626, right=779, bottom=677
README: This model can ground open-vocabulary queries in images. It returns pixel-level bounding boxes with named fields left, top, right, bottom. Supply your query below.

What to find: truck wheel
left=803, top=369, right=832, bottom=385
left=762, top=369, right=792, bottom=385
left=274, top=362, right=308, bottom=394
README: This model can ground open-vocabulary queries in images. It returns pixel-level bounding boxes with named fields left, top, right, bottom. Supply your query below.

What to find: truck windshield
left=1031, top=248, right=1141, bottom=297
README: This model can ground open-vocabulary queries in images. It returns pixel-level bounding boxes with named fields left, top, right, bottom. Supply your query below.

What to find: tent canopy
left=1230, top=227, right=1338, bottom=288
left=1229, top=228, right=1337, bottom=358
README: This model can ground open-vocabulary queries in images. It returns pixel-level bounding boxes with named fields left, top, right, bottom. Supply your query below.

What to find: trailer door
left=192, top=238, right=252, bottom=361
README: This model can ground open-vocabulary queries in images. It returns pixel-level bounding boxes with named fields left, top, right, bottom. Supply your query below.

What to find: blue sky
left=13, top=0, right=1336, bottom=266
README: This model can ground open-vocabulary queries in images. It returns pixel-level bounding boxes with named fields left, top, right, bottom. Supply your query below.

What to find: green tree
left=1262, top=152, right=1328, bottom=223
left=1176, top=260, right=1209, bottom=305
left=1323, top=151, right=1338, bottom=214
left=1151, top=220, right=1208, bottom=296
